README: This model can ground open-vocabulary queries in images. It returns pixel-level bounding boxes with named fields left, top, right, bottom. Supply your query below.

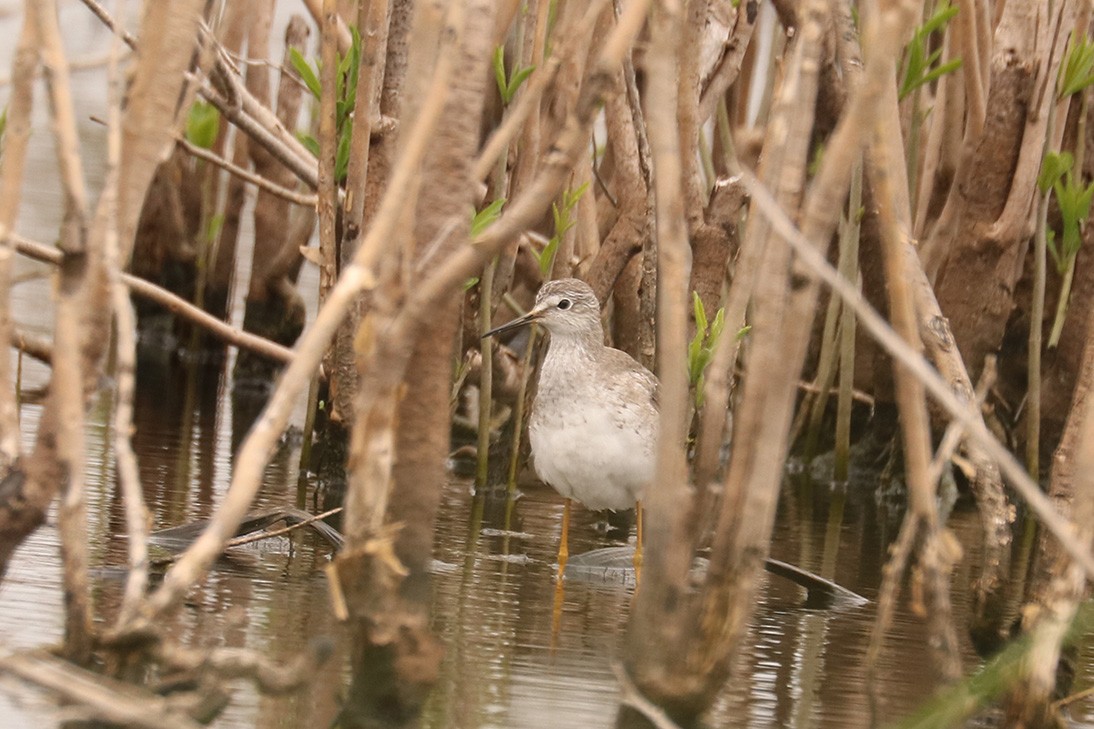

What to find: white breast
left=528, top=343, right=657, bottom=511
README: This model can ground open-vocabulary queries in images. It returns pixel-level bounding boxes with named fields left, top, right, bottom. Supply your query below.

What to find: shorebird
left=484, top=278, right=658, bottom=581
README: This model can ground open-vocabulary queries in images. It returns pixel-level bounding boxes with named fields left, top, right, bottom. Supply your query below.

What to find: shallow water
left=0, top=2, right=1092, bottom=727
left=1, top=352, right=1092, bottom=729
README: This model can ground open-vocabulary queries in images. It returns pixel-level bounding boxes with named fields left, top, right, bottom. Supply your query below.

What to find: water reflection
left=0, top=350, right=1093, bottom=727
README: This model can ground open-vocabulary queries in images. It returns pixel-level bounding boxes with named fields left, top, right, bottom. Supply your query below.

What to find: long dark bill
left=482, top=310, right=539, bottom=339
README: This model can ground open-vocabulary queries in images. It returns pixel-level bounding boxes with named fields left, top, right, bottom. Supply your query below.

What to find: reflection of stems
left=1047, top=259, right=1075, bottom=348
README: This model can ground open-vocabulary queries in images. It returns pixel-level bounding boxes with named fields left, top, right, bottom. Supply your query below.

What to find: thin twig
left=224, top=506, right=343, bottom=549
left=176, top=136, right=317, bottom=207
left=12, top=235, right=295, bottom=365
left=103, top=0, right=149, bottom=629
left=9, top=329, right=52, bottom=365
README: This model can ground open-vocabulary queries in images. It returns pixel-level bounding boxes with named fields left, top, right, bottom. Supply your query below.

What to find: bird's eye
left=557, top=299, right=572, bottom=310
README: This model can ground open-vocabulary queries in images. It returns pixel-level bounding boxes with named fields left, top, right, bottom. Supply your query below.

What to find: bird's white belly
left=528, top=401, right=654, bottom=511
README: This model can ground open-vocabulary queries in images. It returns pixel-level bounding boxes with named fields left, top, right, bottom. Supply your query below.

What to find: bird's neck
left=541, top=332, right=602, bottom=379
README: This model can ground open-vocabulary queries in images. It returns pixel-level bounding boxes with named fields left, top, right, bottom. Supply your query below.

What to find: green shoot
left=290, top=27, right=362, bottom=182
left=185, top=101, right=220, bottom=150
left=471, top=198, right=505, bottom=237
left=493, top=46, right=535, bottom=106
left=1039, top=151, right=1094, bottom=347
left=899, top=1, right=962, bottom=101
left=1040, top=152, right=1092, bottom=274
left=531, top=183, right=588, bottom=275
left=1057, top=31, right=1094, bottom=99
left=688, top=292, right=726, bottom=408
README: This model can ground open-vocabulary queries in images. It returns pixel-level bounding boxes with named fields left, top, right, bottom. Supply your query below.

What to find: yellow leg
left=633, top=500, right=643, bottom=586
left=556, top=498, right=571, bottom=583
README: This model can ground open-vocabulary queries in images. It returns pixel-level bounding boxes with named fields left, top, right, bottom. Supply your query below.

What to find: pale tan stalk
left=103, top=0, right=149, bottom=629
left=33, top=0, right=95, bottom=663
left=0, top=8, right=37, bottom=468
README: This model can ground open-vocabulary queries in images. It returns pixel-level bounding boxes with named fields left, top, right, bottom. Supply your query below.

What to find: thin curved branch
left=12, top=235, right=294, bottom=365
left=176, top=136, right=317, bottom=207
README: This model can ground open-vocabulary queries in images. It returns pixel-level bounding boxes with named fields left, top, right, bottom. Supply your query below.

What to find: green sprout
left=530, top=183, right=588, bottom=276
left=1058, top=31, right=1094, bottom=99
left=471, top=198, right=505, bottom=237
left=687, top=292, right=726, bottom=408
left=1038, top=151, right=1094, bottom=347
left=493, top=46, right=535, bottom=106
left=290, top=26, right=362, bottom=182
left=899, top=1, right=962, bottom=101
left=185, top=100, right=220, bottom=150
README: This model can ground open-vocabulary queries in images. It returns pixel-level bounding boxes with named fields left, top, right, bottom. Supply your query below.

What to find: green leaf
left=508, top=64, right=535, bottom=100
left=710, top=307, right=725, bottom=343
left=899, top=1, right=962, bottom=101
left=538, top=236, right=560, bottom=276
left=463, top=276, right=480, bottom=291
left=297, top=132, right=320, bottom=157
left=471, top=198, right=505, bottom=236
left=185, top=101, right=220, bottom=149
left=1058, top=32, right=1094, bottom=98
left=1039, top=151, right=1073, bottom=193
left=493, top=46, right=508, bottom=101
left=290, top=48, right=322, bottom=100
left=1046, top=229, right=1063, bottom=272
left=335, top=126, right=353, bottom=181
left=692, top=291, right=708, bottom=333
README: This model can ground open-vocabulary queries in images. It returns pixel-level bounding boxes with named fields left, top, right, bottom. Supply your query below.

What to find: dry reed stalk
left=101, top=0, right=149, bottom=630
left=0, top=4, right=37, bottom=469
left=317, top=0, right=340, bottom=308
left=329, top=0, right=391, bottom=424
left=175, top=136, right=318, bottom=207
left=687, top=1, right=827, bottom=714
left=33, top=0, right=95, bottom=663
left=869, top=83, right=963, bottom=683
left=622, top=0, right=694, bottom=710
left=1007, top=345, right=1094, bottom=724
left=0, top=650, right=202, bottom=729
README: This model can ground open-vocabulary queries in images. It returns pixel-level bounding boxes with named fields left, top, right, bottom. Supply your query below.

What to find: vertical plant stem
left=104, top=0, right=149, bottom=628
left=1029, top=190, right=1048, bottom=478
left=318, top=0, right=340, bottom=307
left=624, top=0, right=692, bottom=704
left=834, top=159, right=862, bottom=482
left=0, top=2, right=38, bottom=468
left=476, top=258, right=496, bottom=488
left=34, top=0, right=94, bottom=662
left=1047, top=79, right=1086, bottom=352
left=870, top=84, right=962, bottom=685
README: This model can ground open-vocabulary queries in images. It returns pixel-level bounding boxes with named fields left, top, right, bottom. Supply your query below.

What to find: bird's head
left=483, top=278, right=603, bottom=343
